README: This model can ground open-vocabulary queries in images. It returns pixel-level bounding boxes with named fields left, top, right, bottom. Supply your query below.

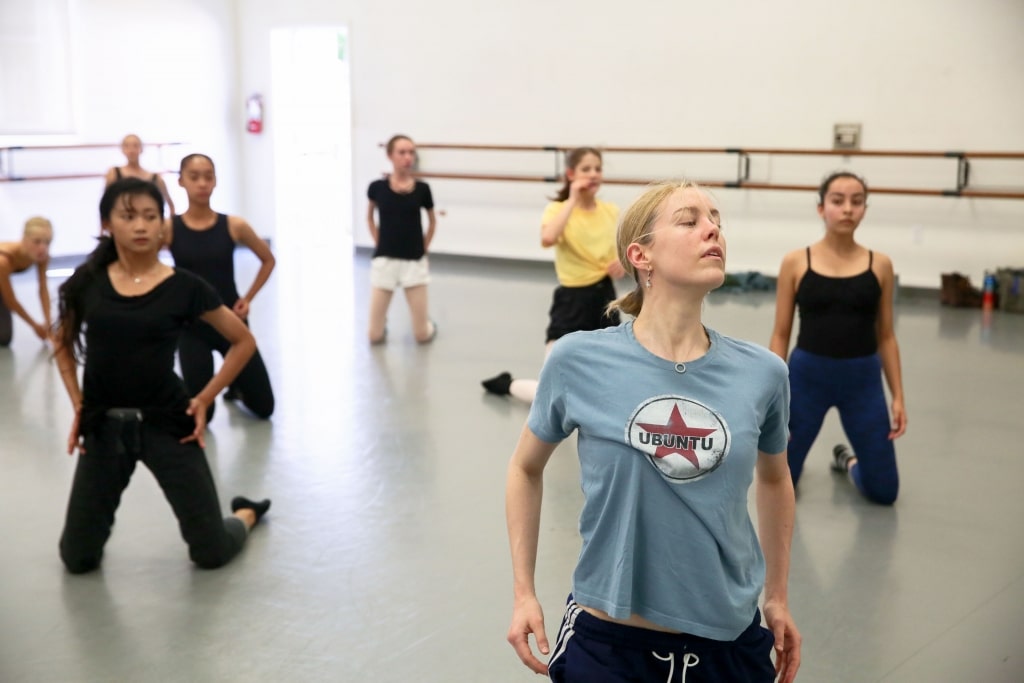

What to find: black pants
left=178, top=321, right=274, bottom=422
left=0, top=297, right=12, bottom=346
left=59, top=412, right=247, bottom=573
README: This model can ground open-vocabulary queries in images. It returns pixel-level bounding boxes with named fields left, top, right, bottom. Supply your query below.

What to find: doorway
left=269, top=27, right=355, bottom=384
left=270, top=26, right=352, bottom=253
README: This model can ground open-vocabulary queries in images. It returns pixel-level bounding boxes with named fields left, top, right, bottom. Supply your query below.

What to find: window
left=0, top=1, right=74, bottom=134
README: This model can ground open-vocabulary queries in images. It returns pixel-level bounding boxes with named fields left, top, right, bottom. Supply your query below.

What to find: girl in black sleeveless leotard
left=167, top=154, right=276, bottom=423
left=103, top=134, right=175, bottom=217
left=770, top=172, right=907, bottom=505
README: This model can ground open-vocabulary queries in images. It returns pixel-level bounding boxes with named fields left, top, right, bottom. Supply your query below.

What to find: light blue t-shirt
left=528, top=321, right=790, bottom=641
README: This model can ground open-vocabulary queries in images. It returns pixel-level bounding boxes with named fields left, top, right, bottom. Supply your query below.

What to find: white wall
left=0, top=0, right=241, bottom=257
left=234, top=0, right=1024, bottom=288
left=4, top=0, right=1022, bottom=287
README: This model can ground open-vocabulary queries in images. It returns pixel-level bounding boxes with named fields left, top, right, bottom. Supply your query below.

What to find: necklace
left=119, top=262, right=156, bottom=284
left=635, top=322, right=710, bottom=372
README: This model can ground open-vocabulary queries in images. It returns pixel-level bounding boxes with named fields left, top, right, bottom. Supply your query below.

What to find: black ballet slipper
left=481, top=371, right=513, bottom=396
left=231, top=496, right=271, bottom=523
left=832, top=444, right=855, bottom=472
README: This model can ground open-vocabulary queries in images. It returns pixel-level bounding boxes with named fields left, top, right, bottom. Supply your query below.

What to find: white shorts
left=370, top=256, right=431, bottom=290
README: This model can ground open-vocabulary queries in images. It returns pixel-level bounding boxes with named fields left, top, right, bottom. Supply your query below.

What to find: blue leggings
left=788, top=348, right=899, bottom=504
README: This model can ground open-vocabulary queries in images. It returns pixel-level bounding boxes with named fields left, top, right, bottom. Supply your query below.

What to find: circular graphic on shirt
left=625, top=395, right=730, bottom=483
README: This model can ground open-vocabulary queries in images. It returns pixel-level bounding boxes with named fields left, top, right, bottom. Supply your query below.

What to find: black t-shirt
left=169, top=213, right=240, bottom=306
left=80, top=269, right=221, bottom=436
left=367, top=178, right=434, bottom=260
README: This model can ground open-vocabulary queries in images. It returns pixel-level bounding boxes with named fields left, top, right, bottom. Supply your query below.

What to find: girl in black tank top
left=103, top=134, right=175, bottom=217
left=166, top=153, right=276, bottom=423
left=794, top=247, right=881, bottom=358
left=769, top=172, right=907, bottom=505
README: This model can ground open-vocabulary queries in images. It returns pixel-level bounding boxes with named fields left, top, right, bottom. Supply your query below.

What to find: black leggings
left=59, top=412, right=248, bottom=573
left=178, top=321, right=274, bottom=422
left=0, top=297, right=12, bottom=346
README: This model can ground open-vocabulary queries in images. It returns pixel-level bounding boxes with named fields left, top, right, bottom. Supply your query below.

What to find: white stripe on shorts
left=548, top=601, right=584, bottom=669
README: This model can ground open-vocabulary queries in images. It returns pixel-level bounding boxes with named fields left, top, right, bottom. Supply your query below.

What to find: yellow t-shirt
left=542, top=199, right=619, bottom=287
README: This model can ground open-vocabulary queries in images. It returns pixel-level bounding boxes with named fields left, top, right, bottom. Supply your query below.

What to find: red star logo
left=637, top=404, right=718, bottom=467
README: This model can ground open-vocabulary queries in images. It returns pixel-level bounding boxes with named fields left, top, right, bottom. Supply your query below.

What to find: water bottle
left=981, top=272, right=996, bottom=311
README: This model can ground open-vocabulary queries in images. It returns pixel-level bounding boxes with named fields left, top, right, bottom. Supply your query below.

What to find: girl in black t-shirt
left=53, top=178, right=270, bottom=573
left=365, top=134, right=437, bottom=344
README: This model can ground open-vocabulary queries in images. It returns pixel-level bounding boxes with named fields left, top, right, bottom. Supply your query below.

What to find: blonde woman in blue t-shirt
left=506, top=181, right=800, bottom=682
left=482, top=147, right=625, bottom=402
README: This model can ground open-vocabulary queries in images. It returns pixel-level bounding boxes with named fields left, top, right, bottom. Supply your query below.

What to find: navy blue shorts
left=547, top=599, right=776, bottom=682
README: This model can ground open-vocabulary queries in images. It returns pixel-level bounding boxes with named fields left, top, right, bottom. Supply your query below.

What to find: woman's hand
left=182, top=397, right=209, bottom=447
left=507, top=595, right=550, bottom=675
left=763, top=600, right=801, bottom=683
left=567, top=176, right=592, bottom=202
left=67, top=409, right=84, bottom=455
left=889, top=397, right=907, bottom=439
left=31, top=321, right=49, bottom=341
left=232, top=298, right=250, bottom=320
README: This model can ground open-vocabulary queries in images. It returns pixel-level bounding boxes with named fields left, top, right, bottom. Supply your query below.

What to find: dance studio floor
left=2, top=246, right=1022, bottom=682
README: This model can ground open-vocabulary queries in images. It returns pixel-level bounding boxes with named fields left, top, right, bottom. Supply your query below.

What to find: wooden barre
left=392, top=143, right=1024, bottom=160
left=0, top=142, right=186, bottom=182
left=0, top=170, right=179, bottom=183
left=0, top=142, right=184, bottom=152
left=411, top=172, right=1024, bottom=200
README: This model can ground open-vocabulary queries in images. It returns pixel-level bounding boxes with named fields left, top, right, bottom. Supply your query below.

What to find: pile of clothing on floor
left=716, top=271, right=776, bottom=293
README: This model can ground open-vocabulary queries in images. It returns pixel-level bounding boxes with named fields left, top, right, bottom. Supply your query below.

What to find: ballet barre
left=382, top=142, right=1024, bottom=200
left=0, top=142, right=184, bottom=182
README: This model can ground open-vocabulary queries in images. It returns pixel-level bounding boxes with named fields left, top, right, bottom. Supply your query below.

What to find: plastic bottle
left=982, top=272, right=996, bottom=311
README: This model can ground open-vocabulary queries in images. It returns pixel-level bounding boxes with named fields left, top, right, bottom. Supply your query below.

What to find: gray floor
left=1, top=247, right=1023, bottom=682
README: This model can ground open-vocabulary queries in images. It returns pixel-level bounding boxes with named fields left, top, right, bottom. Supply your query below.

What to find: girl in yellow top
left=0, top=216, right=53, bottom=346
left=483, top=147, right=625, bottom=402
